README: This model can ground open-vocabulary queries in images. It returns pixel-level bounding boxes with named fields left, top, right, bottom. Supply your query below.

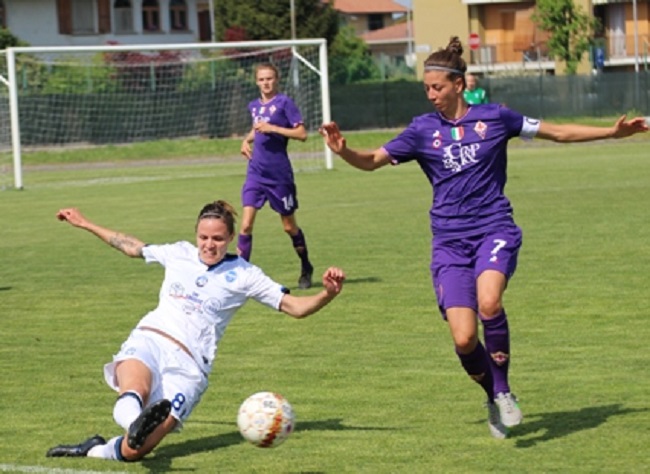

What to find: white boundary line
left=0, top=464, right=128, bottom=474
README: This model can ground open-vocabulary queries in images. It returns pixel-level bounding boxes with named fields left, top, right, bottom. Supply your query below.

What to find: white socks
left=113, top=390, right=143, bottom=431
left=86, top=436, right=122, bottom=460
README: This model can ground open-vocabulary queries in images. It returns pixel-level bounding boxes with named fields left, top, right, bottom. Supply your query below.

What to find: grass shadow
left=507, top=404, right=648, bottom=448
left=142, top=418, right=390, bottom=472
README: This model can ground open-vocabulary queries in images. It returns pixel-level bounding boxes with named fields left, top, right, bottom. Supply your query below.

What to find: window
left=0, top=0, right=5, bottom=28
left=367, top=14, right=384, bottom=31
left=114, top=0, right=133, bottom=33
left=142, top=0, right=160, bottom=32
left=170, top=0, right=187, bottom=31
left=72, top=0, right=96, bottom=34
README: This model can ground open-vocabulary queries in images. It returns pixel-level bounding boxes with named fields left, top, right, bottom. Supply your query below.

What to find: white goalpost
left=0, top=38, right=332, bottom=190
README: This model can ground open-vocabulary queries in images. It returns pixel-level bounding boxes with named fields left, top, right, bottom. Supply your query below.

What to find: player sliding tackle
left=48, top=201, right=345, bottom=461
left=320, top=35, right=647, bottom=439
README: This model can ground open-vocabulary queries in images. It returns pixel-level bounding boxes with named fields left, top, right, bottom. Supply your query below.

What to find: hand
left=322, top=266, right=346, bottom=295
left=241, top=140, right=252, bottom=160
left=319, top=122, right=347, bottom=154
left=253, top=121, right=275, bottom=134
left=56, top=207, right=89, bottom=228
left=612, top=115, right=649, bottom=138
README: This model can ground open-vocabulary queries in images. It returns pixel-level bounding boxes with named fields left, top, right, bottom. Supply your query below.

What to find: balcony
left=466, top=33, right=650, bottom=73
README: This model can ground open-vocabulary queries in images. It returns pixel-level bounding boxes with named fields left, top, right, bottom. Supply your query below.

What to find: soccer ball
left=237, top=391, right=295, bottom=448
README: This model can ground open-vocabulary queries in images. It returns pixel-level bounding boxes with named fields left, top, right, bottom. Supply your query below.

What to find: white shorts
left=103, top=329, right=209, bottom=427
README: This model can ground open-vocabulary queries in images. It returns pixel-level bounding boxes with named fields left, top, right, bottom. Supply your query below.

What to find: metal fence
left=331, top=71, right=650, bottom=130
left=483, top=72, right=650, bottom=119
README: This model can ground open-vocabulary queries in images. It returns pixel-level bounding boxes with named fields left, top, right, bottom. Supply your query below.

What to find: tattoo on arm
left=109, top=233, right=142, bottom=255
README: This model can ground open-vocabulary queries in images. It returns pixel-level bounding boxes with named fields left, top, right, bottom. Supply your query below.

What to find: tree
left=328, top=25, right=381, bottom=84
left=214, top=0, right=338, bottom=45
left=532, top=0, right=599, bottom=74
left=0, top=27, right=28, bottom=49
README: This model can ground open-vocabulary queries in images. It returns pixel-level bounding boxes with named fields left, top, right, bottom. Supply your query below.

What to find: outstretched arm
left=279, top=267, right=346, bottom=318
left=319, top=122, right=391, bottom=171
left=56, top=208, right=145, bottom=258
left=536, top=115, right=648, bottom=143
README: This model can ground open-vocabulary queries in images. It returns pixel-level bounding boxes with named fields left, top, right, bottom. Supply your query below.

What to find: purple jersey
left=383, top=104, right=539, bottom=238
left=247, top=93, right=303, bottom=184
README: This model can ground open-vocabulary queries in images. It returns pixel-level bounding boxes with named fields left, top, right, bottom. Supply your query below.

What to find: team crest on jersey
left=225, top=270, right=237, bottom=283
left=474, top=121, right=487, bottom=139
left=195, top=275, right=208, bottom=287
left=450, top=126, right=464, bottom=141
left=269, top=105, right=276, bottom=114
left=432, top=130, right=442, bottom=149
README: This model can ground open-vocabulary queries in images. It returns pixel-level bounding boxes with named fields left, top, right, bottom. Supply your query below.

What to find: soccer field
left=1, top=137, right=649, bottom=473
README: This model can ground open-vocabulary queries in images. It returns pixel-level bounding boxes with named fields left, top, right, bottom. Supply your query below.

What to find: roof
left=361, top=21, right=412, bottom=43
left=324, top=0, right=408, bottom=14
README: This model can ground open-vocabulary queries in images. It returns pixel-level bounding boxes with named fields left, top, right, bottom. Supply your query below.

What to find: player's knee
left=478, top=297, right=502, bottom=318
left=453, top=334, right=478, bottom=354
left=283, top=224, right=297, bottom=235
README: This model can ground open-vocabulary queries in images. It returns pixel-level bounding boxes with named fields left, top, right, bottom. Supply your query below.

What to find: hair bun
left=447, top=36, right=464, bottom=56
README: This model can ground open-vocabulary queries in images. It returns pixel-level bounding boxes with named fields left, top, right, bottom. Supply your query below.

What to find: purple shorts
left=241, top=179, right=298, bottom=216
left=431, top=226, right=522, bottom=318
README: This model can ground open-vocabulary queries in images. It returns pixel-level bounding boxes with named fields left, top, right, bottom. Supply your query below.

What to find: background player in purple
left=320, top=36, right=648, bottom=439
left=239, top=63, right=314, bottom=289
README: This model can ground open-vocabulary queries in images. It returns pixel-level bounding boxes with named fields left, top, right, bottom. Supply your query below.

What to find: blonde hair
left=254, top=62, right=280, bottom=80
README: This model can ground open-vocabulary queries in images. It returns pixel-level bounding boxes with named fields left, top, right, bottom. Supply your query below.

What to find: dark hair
left=255, top=62, right=280, bottom=80
left=423, top=36, right=467, bottom=81
left=196, top=200, right=237, bottom=234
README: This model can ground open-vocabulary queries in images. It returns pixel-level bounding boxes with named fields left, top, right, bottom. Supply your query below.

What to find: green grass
left=1, top=135, right=649, bottom=473
left=14, top=114, right=650, bottom=168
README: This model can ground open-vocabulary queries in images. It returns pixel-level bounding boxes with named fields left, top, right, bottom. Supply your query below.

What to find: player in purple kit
left=320, top=36, right=648, bottom=439
left=239, top=63, right=314, bottom=289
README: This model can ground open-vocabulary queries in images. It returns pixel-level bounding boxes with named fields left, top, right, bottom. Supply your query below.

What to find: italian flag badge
left=450, top=126, right=464, bottom=141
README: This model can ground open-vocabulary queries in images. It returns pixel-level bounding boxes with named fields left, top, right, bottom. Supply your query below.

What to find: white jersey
left=138, top=241, right=286, bottom=374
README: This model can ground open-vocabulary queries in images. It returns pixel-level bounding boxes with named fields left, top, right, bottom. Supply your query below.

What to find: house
left=412, top=0, right=650, bottom=76
left=0, top=0, right=213, bottom=47
left=360, top=20, right=415, bottom=67
left=327, top=0, right=414, bottom=65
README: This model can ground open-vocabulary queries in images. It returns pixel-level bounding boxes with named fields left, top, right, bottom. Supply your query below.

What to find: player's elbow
left=294, top=126, right=308, bottom=141
left=366, top=154, right=390, bottom=171
left=279, top=296, right=310, bottom=318
left=283, top=307, right=311, bottom=319
left=548, top=131, right=572, bottom=143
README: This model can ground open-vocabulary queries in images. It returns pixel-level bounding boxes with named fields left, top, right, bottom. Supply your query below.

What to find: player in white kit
left=47, top=200, right=345, bottom=462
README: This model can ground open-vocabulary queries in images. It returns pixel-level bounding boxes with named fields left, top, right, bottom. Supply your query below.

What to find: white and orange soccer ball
left=237, top=391, right=295, bottom=448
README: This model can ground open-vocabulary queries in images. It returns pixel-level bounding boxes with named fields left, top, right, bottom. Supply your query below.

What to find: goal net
left=0, top=51, right=12, bottom=191
left=1, top=39, right=331, bottom=190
